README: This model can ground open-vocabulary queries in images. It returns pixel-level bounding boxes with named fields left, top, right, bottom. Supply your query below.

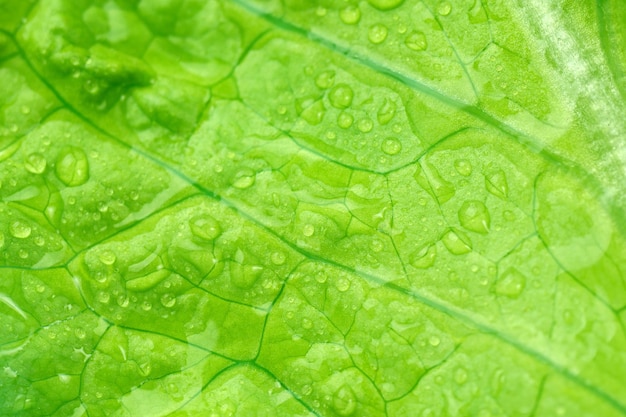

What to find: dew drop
left=21, top=105, right=31, bottom=115
left=454, top=367, right=468, bottom=384
left=494, top=268, right=526, bottom=298
left=458, top=200, right=490, bottom=234
left=18, top=249, right=29, bottom=259
left=315, top=70, right=335, bottom=89
left=315, top=271, right=328, bottom=283
left=367, top=0, right=404, bottom=11
left=55, top=146, right=89, bottom=187
left=442, top=229, right=472, bottom=255
left=301, top=318, right=313, bottom=329
left=74, top=328, right=86, bottom=339
left=34, top=236, right=45, bottom=246
left=332, top=385, right=357, bottom=416
left=189, top=214, right=221, bottom=241
left=300, top=100, right=326, bottom=125
left=303, top=224, right=315, bottom=237
left=141, top=301, right=152, bottom=311
left=454, top=159, right=472, bottom=176
left=368, top=24, right=388, bottom=44
left=232, top=169, right=255, bottom=189
left=337, top=112, right=354, bottom=129
left=329, top=84, right=354, bottom=109
left=231, top=262, right=263, bottom=289
left=96, top=292, right=110, bottom=304
left=405, top=31, right=427, bottom=51
left=357, top=118, right=374, bottom=133
left=10, top=220, right=31, bottom=239
left=270, top=251, right=286, bottom=265
left=381, top=137, right=402, bottom=155
left=98, top=250, right=117, bottom=265
left=339, top=6, right=361, bottom=25
left=409, top=245, right=436, bottom=269
left=336, top=277, right=351, bottom=292
left=24, top=153, right=46, bottom=174
left=160, top=293, right=176, bottom=308
left=35, top=284, right=45, bottom=293
left=485, top=169, right=508, bottom=199
left=117, top=295, right=130, bottom=307
left=428, top=335, right=441, bottom=346
left=377, top=99, right=397, bottom=125
left=437, top=1, right=452, bottom=16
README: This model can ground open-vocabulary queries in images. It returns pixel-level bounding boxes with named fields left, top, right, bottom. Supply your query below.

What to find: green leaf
left=2, top=0, right=626, bottom=416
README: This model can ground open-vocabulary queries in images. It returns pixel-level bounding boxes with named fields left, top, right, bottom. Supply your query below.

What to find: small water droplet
left=315, top=271, right=328, bottom=283
left=377, top=99, right=397, bottom=125
left=10, top=220, right=31, bottom=239
left=117, top=295, right=130, bottom=307
left=24, top=153, right=46, bottom=174
left=74, top=328, right=86, bottom=339
left=485, top=169, right=508, bottom=199
left=329, top=84, right=354, bottom=109
left=189, top=214, right=221, bottom=241
left=428, top=335, right=441, bottom=346
left=332, top=385, right=357, bottom=416
left=97, top=292, right=110, bottom=304
left=337, top=112, right=354, bottom=129
left=357, top=118, right=373, bottom=133
left=437, top=1, right=452, bottom=16
left=98, top=250, right=117, bottom=265
left=454, top=367, right=468, bottom=384
left=405, top=31, right=427, bottom=51
left=409, top=245, right=436, bottom=269
left=21, top=105, right=31, bottom=115
left=339, top=6, right=361, bottom=25
left=18, top=249, right=29, bottom=259
left=381, top=137, right=402, bottom=155
left=301, top=318, right=313, bottom=329
left=34, top=236, right=45, bottom=246
left=141, top=301, right=152, bottom=311
left=336, top=277, right=351, bottom=292
left=270, top=251, right=286, bottom=265
left=367, top=0, right=404, bottom=11
left=55, top=147, right=89, bottom=187
left=315, top=6, right=327, bottom=16
left=454, top=159, right=472, bottom=176
left=458, top=200, right=490, bottom=234
left=315, top=70, right=335, bottom=89
left=160, top=293, right=176, bottom=308
left=232, top=169, right=255, bottom=189
left=303, top=224, right=315, bottom=237
left=368, top=24, right=388, bottom=44
left=494, top=268, right=526, bottom=298
left=442, top=229, right=472, bottom=255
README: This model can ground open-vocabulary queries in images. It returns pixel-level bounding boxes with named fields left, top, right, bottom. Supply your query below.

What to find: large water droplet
left=24, top=153, right=46, bottom=174
left=442, top=229, right=472, bottom=255
left=189, top=214, right=221, bottom=241
left=160, top=293, right=176, bottom=308
left=494, top=268, right=526, bottom=298
left=405, top=31, right=427, bottom=51
left=485, top=169, right=508, bottom=199
left=332, top=385, right=357, bottom=416
left=458, top=200, right=490, bottom=234
left=368, top=24, right=388, bottom=44
left=367, top=0, right=404, bottom=11
left=300, top=100, right=326, bottom=125
left=232, top=169, right=256, bottom=189
left=55, top=147, right=89, bottom=187
left=381, top=137, right=402, bottom=155
left=437, top=1, right=452, bottom=15
left=329, top=84, right=354, bottom=109
left=10, top=220, right=31, bottom=239
left=454, top=159, right=472, bottom=176
left=409, top=245, right=436, bottom=268
left=339, top=6, right=361, bottom=25
left=335, top=277, right=351, bottom=292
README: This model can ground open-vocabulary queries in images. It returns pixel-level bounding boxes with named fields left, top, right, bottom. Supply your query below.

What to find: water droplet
left=428, top=335, right=441, bottom=346
left=302, top=318, right=313, bottom=329
left=381, top=137, right=402, bottom=155
left=270, top=251, right=286, bottom=265
left=35, top=284, right=45, bottom=293
left=160, top=293, right=176, bottom=308
left=409, top=245, right=436, bottom=268
left=367, top=0, right=404, bottom=11
left=454, top=367, right=468, bottom=384
left=18, top=249, right=29, bottom=259
left=485, top=169, right=508, bottom=199
left=377, top=99, right=397, bottom=125
left=232, top=169, right=255, bottom=189
left=33, top=236, right=45, bottom=246
left=55, top=147, right=89, bottom=187
left=458, top=200, right=490, bottom=234
left=126, top=270, right=169, bottom=292
left=494, top=268, right=526, bottom=298
left=336, top=277, right=351, bottom=292
left=339, top=6, right=361, bottom=25
left=357, top=118, right=373, bottom=133
left=315, top=6, right=327, bottom=16
left=231, top=262, right=263, bottom=289
left=332, top=385, right=357, bottom=416
left=96, top=292, right=110, bottom=304
left=337, top=112, right=354, bottom=129
left=117, top=295, right=130, bottom=307
left=368, top=24, right=388, bottom=44
left=437, top=1, right=452, bottom=16
left=315, top=271, right=328, bottom=283
left=405, top=31, right=427, bottom=51
left=303, top=224, right=315, bottom=237
left=98, top=250, right=116, bottom=265
left=300, top=100, right=326, bottom=125
left=141, top=301, right=152, bottom=311
left=21, top=105, right=31, bottom=115
left=454, top=159, right=472, bottom=176
left=10, top=220, right=31, bottom=239
left=74, top=328, right=86, bottom=339
left=189, top=214, right=221, bottom=241
left=329, top=84, right=354, bottom=109
left=315, top=70, right=335, bottom=89
left=24, top=153, right=46, bottom=174
left=442, top=229, right=472, bottom=255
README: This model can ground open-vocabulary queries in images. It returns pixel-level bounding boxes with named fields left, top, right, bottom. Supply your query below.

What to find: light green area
left=1, top=0, right=626, bottom=416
